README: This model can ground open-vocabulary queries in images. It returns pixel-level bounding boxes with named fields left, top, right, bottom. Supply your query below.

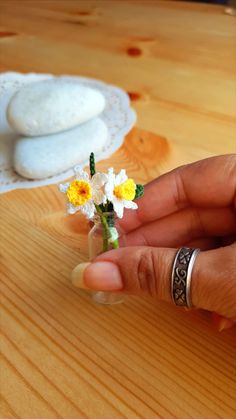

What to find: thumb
left=71, top=245, right=236, bottom=319
left=72, top=247, right=176, bottom=303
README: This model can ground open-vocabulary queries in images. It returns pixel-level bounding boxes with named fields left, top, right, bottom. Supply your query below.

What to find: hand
left=72, top=155, right=236, bottom=329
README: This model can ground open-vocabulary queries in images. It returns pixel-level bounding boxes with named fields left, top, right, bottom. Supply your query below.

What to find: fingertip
left=85, top=261, right=123, bottom=291
left=218, top=318, right=235, bottom=332
left=211, top=313, right=235, bottom=332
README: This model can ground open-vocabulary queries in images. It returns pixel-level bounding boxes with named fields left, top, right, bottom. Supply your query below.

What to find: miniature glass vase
left=88, top=213, right=124, bottom=305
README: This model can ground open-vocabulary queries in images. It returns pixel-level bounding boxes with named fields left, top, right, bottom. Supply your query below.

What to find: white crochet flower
left=59, top=167, right=107, bottom=219
left=104, top=168, right=137, bottom=218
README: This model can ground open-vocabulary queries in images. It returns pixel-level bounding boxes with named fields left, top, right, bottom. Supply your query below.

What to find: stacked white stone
left=7, top=79, right=108, bottom=179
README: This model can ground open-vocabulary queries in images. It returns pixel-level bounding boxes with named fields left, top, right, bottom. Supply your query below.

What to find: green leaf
left=89, top=152, right=96, bottom=176
left=135, top=184, right=144, bottom=199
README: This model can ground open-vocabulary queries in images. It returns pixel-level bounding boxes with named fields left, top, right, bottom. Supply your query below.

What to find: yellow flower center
left=66, top=180, right=92, bottom=206
left=114, top=179, right=136, bottom=201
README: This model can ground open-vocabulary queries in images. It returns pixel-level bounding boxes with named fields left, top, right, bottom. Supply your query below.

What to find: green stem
left=101, top=216, right=109, bottom=252
left=95, top=205, right=119, bottom=251
left=112, top=239, right=119, bottom=249
left=103, top=237, right=108, bottom=252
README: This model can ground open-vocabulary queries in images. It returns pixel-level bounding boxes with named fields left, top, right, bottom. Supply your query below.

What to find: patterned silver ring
left=171, top=247, right=200, bottom=308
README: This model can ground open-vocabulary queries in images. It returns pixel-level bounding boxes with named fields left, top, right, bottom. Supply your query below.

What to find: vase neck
left=92, top=212, right=116, bottom=227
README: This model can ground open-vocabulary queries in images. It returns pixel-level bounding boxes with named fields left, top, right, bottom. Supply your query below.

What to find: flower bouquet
left=60, top=153, right=144, bottom=304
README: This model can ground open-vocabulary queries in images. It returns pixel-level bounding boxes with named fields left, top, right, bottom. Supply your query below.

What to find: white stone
left=13, top=118, right=108, bottom=179
left=7, top=79, right=105, bottom=136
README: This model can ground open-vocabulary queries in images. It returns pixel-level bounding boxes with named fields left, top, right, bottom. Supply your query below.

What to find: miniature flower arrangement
left=59, top=153, right=144, bottom=304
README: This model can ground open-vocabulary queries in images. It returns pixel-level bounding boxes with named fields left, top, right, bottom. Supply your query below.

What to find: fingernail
left=71, top=263, right=90, bottom=288
left=71, top=261, right=123, bottom=291
left=218, top=318, right=234, bottom=332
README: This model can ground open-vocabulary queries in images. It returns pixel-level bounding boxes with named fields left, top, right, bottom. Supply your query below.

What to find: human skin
left=73, top=154, right=236, bottom=329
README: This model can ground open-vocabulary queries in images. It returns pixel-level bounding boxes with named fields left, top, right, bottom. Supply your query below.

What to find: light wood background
left=0, top=1, right=236, bottom=418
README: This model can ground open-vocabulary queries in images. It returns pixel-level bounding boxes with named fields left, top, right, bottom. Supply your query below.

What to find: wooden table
left=0, top=1, right=236, bottom=418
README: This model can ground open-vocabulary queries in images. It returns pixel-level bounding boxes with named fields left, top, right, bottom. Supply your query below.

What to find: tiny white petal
left=124, top=200, right=138, bottom=210
left=75, top=168, right=89, bottom=181
left=105, top=181, right=114, bottom=201
left=67, top=202, right=78, bottom=214
left=104, top=173, right=115, bottom=194
left=113, top=199, right=124, bottom=218
left=81, top=201, right=95, bottom=219
left=102, top=194, right=107, bottom=204
left=115, top=169, right=127, bottom=186
left=74, top=164, right=83, bottom=174
left=91, top=172, right=107, bottom=189
left=93, top=189, right=106, bottom=205
left=59, top=182, right=70, bottom=193
left=108, top=167, right=114, bottom=175
left=108, top=169, right=116, bottom=182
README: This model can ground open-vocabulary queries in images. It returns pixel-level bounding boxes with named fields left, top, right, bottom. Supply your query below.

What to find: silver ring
left=171, top=247, right=200, bottom=308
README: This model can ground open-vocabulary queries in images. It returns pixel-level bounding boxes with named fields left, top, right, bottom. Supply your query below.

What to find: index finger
left=120, top=154, right=236, bottom=233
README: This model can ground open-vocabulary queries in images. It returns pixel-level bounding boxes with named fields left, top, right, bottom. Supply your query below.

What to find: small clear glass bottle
left=88, top=212, right=124, bottom=305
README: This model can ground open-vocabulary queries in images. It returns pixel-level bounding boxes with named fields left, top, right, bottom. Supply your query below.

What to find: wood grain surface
left=0, top=1, right=236, bottom=418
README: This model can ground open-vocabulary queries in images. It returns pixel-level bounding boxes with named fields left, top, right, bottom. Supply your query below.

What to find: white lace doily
left=0, top=72, right=136, bottom=193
